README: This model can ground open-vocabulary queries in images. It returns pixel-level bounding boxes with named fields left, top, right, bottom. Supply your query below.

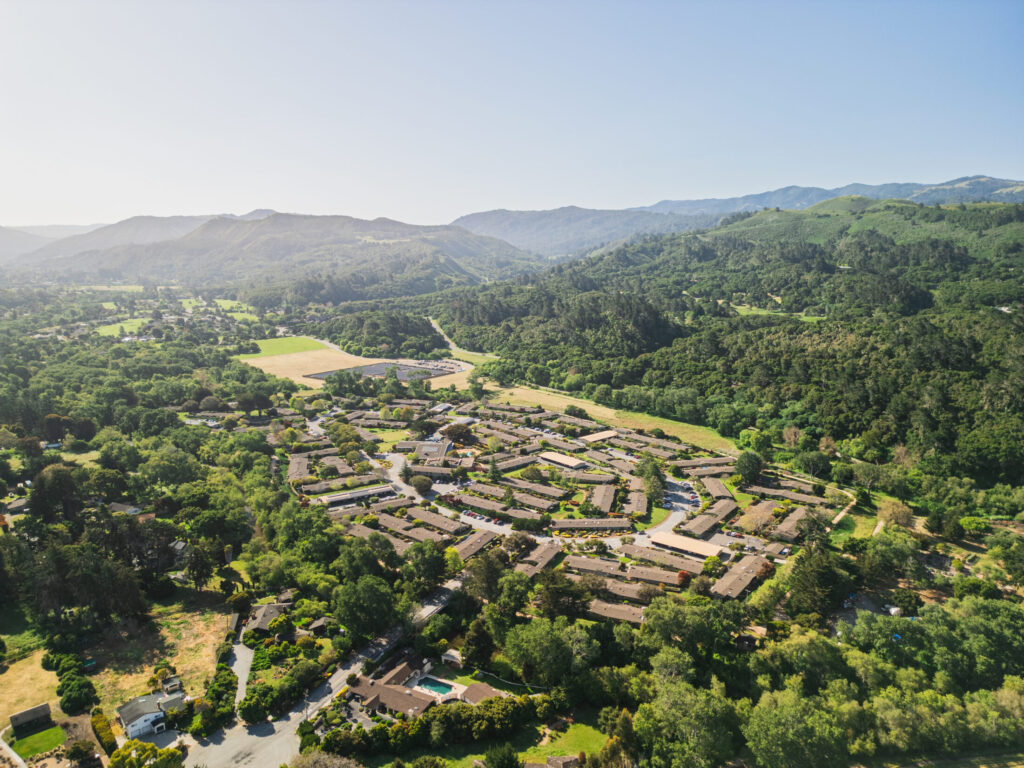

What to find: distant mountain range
left=454, top=175, right=1024, bottom=255
left=3, top=174, right=1021, bottom=293
left=13, top=212, right=543, bottom=305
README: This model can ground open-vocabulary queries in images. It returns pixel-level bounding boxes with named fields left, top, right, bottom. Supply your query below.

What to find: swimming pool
left=417, top=677, right=454, bottom=695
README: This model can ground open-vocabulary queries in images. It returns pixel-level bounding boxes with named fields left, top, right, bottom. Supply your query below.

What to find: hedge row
left=91, top=709, right=117, bottom=755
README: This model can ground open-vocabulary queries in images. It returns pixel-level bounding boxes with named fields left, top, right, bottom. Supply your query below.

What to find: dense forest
left=416, top=199, right=1024, bottom=488
left=308, top=311, right=446, bottom=359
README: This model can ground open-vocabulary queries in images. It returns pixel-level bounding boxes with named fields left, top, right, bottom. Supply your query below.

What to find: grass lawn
left=0, top=602, right=46, bottom=659
left=448, top=348, right=495, bottom=366
left=100, top=301, right=117, bottom=310
left=77, top=284, right=145, bottom=292
left=214, top=298, right=253, bottom=312
left=732, top=304, right=824, bottom=323
left=0, top=651, right=61, bottom=727
left=229, top=311, right=260, bottom=322
left=237, top=336, right=327, bottom=358
left=95, top=317, right=147, bottom=336
left=11, top=725, right=66, bottom=759
left=369, top=428, right=409, bottom=451
left=89, top=589, right=232, bottom=716
left=495, top=386, right=737, bottom=454
left=366, top=710, right=606, bottom=768
left=830, top=513, right=858, bottom=545
left=180, top=298, right=203, bottom=309
left=60, top=449, right=101, bottom=468
left=635, top=506, right=670, bottom=530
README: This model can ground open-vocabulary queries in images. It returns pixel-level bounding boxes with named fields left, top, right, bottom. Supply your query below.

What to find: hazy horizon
left=2, top=0, right=1022, bottom=227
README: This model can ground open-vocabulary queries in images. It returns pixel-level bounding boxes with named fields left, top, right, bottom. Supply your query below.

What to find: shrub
left=59, top=674, right=98, bottom=714
left=216, top=641, right=233, bottom=663
left=91, top=710, right=117, bottom=755
left=237, top=694, right=268, bottom=724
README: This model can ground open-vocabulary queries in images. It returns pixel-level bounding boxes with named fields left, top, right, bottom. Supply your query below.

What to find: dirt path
left=426, top=317, right=498, bottom=359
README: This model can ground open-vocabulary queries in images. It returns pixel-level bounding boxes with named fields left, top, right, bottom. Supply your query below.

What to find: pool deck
left=412, top=673, right=468, bottom=702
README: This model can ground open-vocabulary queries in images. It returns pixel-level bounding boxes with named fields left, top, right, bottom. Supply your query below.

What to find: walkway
left=0, top=727, right=27, bottom=768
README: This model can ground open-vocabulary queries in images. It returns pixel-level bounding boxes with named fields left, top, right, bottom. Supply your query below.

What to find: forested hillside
left=426, top=199, right=1024, bottom=487
left=453, top=176, right=1024, bottom=256
left=452, top=206, right=720, bottom=256
left=14, top=213, right=547, bottom=306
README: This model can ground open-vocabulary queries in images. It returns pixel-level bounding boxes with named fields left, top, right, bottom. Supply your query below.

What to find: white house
left=116, top=692, right=186, bottom=738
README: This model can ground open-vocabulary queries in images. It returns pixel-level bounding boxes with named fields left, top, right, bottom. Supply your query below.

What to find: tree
left=409, top=475, right=433, bottom=496
left=503, top=617, right=574, bottom=686
left=634, top=680, right=737, bottom=768
left=109, top=740, right=184, bottom=768
left=742, top=686, right=844, bottom=768
left=735, top=451, right=763, bottom=484
left=488, top=458, right=501, bottom=482
left=877, top=499, right=913, bottom=528
left=534, top=569, right=589, bottom=619
left=65, top=739, right=99, bottom=765
left=185, top=544, right=216, bottom=590
left=238, top=693, right=268, bottom=723
left=58, top=674, right=98, bottom=714
left=795, top=451, right=831, bottom=479
left=485, top=744, right=522, bottom=768
left=443, top=423, right=476, bottom=445
left=702, top=556, right=723, bottom=577
left=461, top=617, right=495, bottom=669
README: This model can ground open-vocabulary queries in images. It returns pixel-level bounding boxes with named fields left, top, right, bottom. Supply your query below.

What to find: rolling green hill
left=451, top=206, right=720, bottom=256
left=453, top=176, right=1024, bottom=257
left=22, top=212, right=548, bottom=306
left=421, top=198, right=1024, bottom=487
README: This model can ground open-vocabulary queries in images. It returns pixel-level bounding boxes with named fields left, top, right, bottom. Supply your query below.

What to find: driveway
left=228, top=642, right=255, bottom=704
left=185, top=633, right=396, bottom=768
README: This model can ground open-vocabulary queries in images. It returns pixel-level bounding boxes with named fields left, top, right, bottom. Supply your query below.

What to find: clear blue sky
left=2, top=0, right=1021, bottom=226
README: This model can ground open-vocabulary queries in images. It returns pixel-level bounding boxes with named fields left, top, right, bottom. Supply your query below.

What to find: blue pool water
left=418, top=677, right=454, bottom=695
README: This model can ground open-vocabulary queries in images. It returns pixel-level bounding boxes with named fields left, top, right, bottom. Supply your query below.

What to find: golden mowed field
left=243, top=348, right=385, bottom=388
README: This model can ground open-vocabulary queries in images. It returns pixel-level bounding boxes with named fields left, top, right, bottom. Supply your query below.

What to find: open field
left=88, top=590, right=232, bottom=716
left=95, top=317, right=147, bottom=336
left=237, top=336, right=330, bottom=358
left=494, top=386, right=737, bottom=454
left=11, top=725, right=66, bottom=759
left=243, top=348, right=386, bottom=387
left=447, top=348, right=496, bottom=366
left=0, top=651, right=61, bottom=726
left=239, top=337, right=477, bottom=389
left=428, top=367, right=475, bottom=390
left=733, top=304, right=824, bottom=323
